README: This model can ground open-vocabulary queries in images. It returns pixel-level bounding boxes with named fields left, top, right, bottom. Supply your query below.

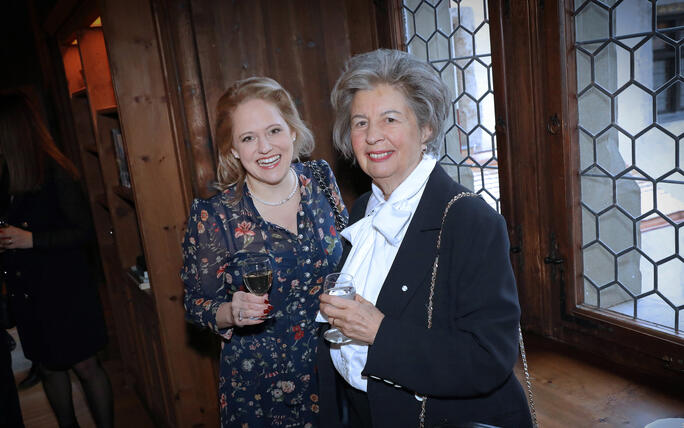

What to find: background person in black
left=1, top=287, right=24, bottom=427
left=0, top=92, right=113, bottom=428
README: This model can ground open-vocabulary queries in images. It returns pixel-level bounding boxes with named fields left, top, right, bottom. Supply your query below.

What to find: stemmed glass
left=240, top=254, right=274, bottom=319
left=322, top=273, right=356, bottom=344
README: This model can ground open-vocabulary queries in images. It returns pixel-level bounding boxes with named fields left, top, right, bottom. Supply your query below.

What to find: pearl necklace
left=248, top=167, right=298, bottom=206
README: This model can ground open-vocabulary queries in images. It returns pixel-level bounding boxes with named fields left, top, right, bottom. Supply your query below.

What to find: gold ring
left=330, top=317, right=335, bottom=327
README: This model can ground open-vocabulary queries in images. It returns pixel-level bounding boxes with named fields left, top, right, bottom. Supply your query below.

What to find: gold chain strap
left=420, top=192, right=477, bottom=428
left=418, top=192, right=537, bottom=428
left=519, top=325, right=538, bottom=428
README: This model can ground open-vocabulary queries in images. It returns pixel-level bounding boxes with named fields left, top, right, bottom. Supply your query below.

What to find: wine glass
left=240, top=254, right=274, bottom=319
left=322, top=272, right=356, bottom=344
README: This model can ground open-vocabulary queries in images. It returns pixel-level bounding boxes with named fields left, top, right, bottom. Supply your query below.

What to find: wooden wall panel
left=187, top=0, right=373, bottom=205
left=99, top=0, right=218, bottom=426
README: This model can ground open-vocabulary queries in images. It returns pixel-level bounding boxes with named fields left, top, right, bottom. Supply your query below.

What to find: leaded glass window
left=574, top=0, right=684, bottom=332
left=402, top=0, right=500, bottom=211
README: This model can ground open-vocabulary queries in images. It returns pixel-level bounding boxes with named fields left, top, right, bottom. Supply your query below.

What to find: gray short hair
left=331, top=49, right=451, bottom=159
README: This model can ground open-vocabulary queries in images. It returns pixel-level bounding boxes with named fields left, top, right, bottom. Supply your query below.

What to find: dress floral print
left=181, top=160, right=347, bottom=427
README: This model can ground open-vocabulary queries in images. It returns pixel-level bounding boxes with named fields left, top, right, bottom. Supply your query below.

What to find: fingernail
left=265, top=299, right=270, bottom=304
left=268, top=305, right=273, bottom=310
left=263, top=309, right=270, bottom=314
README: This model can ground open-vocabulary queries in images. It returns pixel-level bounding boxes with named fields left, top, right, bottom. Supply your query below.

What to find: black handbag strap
left=307, top=161, right=347, bottom=232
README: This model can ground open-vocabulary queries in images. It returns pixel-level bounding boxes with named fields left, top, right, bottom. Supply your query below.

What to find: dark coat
left=318, top=165, right=532, bottom=428
left=0, top=160, right=107, bottom=369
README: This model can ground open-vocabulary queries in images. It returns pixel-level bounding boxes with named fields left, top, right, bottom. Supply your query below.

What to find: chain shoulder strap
left=418, top=192, right=538, bottom=428
left=419, top=191, right=478, bottom=428
left=306, top=161, right=347, bottom=232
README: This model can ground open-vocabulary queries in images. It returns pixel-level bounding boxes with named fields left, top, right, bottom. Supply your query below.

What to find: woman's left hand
left=0, top=226, right=33, bottom=250
left=319, top=293, right=385, bottom=344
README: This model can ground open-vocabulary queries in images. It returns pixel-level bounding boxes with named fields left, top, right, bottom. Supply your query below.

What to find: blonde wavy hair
left=214, top=77, right=314, bottom=202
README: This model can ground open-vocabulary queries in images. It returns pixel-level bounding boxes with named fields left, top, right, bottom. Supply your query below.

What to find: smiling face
left=230, top=98, right=296, bottom=189
left=350, top=84, right=430, bottom=198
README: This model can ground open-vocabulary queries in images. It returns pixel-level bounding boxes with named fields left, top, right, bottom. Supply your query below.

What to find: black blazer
left=317, top=165, right=531, bottom=428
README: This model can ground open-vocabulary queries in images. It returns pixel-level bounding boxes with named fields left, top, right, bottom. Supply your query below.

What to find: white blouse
left=331, top=155, right=437, bottom=392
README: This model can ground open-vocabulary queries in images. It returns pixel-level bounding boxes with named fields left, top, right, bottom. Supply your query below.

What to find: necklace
left=248, top=167, right=298, bottom=206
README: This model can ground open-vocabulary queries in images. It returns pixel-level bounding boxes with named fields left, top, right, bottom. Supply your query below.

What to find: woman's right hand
left=216, top=291, right=272, bottom=328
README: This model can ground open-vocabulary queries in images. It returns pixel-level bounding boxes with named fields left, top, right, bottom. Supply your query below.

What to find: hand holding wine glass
left=321, top=273, right=356, bottom=344
left=240, top=255, right=275, bottom=320
left=319, top=278, right=385, bottom=345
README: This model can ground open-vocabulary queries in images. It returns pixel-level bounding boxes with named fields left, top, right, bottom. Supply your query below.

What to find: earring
left=292, top=136, right=296, bottom=142
left=233, top=152, right=240, bottom=159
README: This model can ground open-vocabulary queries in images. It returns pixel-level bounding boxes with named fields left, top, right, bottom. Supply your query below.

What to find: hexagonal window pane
left=455, top=94, right=478, bottom=132
left=615, top=0, right=652, bottom=37
left=435, top=0, right=452, bottom=35
left=408, top=37, right=428, bottom=61
left=656, top=82, right=684, bottom=136
left=617, top=170, right=651, bottom=219
left=596, top=127, right=629, bottom=176
left=427, top=32, right=450, bottom=61
left=415, top=3, right=436, bottom=40
left=452, top=27, right=474, bottom=60
left=575, top=2, right=609, bottom=44
left=579, top=87, right=611, bottom=135
left=463, top=60, right=489, bottom=100
left=582, top=205, right=597, bottom=246
left=581, top=168, right=614, bottom=213
left=405, top=10, right=416, bottom=38
left=639, top=214, right=675, bottom=262
left=598, top=208, right=635, bottom=254
left=596, top=42, right=630, bottom=93
left=617, top=249, right=646, bottom=297
left=404, top=0, right=422, bottom=13
left=647, top=38, right=676, bottom=91
left=456, top=0, right=486, bottom=33
left=636, top=293, right=675, bottom=329
left=657, top=172, right=684, bottom=224
left=576, top=49, right=591, bottom=93
left=480, top=92, right=495, bottom=132
left=584, top=243, right=616, bottom=287
left=445, top=126, right=467, bottom=157
left=584, top=277, right=598, bottom=305
left=657, top=259, right=684, bottom=308
left=635, top=127, right=676, bottom=179
left=474, top=26, right=491, bottom=56
left=656, top=8, right=684, bottom=42
left=579, top=129, right=594, bottom=171
left=600, top=283, right=633, bottom=308
left=616, top=85, right=653, bottom=137
left=469, top=126, right=493, bottom=157
left=440, top=63, right=458, bottom=98
left=679, top=227, right=684, bottom=260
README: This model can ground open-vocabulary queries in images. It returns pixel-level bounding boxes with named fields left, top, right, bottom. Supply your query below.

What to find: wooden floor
left=11, top=332, right=684, bottom=427
left=517, top=335, right=684, bottom=428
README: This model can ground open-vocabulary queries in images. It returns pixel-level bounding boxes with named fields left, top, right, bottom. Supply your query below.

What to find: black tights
left=40, top=356, right=113, bottom=428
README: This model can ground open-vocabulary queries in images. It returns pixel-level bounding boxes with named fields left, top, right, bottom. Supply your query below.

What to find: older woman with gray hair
left=317, top=49, right=532, bottom=427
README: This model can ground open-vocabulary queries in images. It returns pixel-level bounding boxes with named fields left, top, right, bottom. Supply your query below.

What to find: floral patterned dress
left=181, top=160, right=347, bottom=427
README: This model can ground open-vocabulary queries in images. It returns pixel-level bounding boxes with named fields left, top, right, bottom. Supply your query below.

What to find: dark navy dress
left=181, top=160, right=347, bottom=427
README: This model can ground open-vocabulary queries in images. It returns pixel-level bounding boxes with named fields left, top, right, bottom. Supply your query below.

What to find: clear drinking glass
left=322, top=272, right=356, bottom=344
left=240, top=254, right=274, bottom=319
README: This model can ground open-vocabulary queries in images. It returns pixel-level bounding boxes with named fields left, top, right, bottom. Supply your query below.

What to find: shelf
left=84, top=144, right=99, bottom=156
left=113, top=185, right=134, bottom=205
left=95, top=194, right=109, bottom=211
left=71, top=87, right=87, bottom=97
left=125, top=268, right=153, bottom=298
left=97, top=105, right=118, bottom=116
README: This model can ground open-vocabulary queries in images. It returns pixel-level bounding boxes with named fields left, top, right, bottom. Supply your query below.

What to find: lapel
left=373, top=165, right=458, bottom=319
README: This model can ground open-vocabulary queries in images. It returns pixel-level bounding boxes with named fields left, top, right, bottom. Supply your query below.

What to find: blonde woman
left=181, top=77, right=347, bottom=427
